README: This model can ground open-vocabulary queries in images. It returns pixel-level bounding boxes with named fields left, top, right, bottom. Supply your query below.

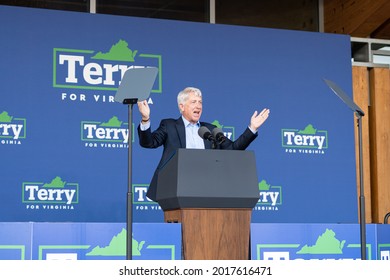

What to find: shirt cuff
left=248, top=126, right=258, bottom=134
left=140, top=121, right=150, bottom=131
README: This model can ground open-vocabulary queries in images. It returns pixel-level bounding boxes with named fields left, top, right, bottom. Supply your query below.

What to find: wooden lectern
left=156, top=149, right=259, bottom=260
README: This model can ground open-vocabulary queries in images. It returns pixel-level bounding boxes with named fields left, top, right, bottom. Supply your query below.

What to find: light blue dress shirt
left=182, top=117, right=205, bottom=149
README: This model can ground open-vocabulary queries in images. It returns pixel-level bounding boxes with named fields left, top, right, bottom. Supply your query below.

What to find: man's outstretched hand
left=250, top=108, right=270, bottom=131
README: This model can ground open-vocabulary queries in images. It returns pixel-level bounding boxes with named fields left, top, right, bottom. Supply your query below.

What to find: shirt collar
left=182, top=116, right=200, bottom=127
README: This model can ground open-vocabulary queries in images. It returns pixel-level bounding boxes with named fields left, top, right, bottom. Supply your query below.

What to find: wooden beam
left=369, top=68, right=390, bottom=223
left=324, top=0, right=390, bottom=38
left=352, top=66, right=372, bottom=223
left=372, top=18, right=390, bottom=40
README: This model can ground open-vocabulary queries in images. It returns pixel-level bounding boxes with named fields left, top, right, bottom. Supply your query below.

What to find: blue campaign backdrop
left=0, top=6, right=357, bottom=223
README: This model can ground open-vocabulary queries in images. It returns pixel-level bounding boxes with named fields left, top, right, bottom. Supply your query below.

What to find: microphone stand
left=211, top=139, right=217, bottom=149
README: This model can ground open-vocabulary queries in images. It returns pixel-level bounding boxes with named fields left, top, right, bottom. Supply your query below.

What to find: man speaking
left=137, top=86, right=270, bottom=202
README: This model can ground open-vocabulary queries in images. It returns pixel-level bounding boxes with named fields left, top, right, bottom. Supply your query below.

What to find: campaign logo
left=0, top=111, right=26, bottom=145
left=133, top=184, right=161, bottom=211
left=211, top=120, right=235, bottom=140
left=82, top=116, right=130, bottom=149
left=253, top=228, right=370, bottom=260
left=23, top=176, right=78, bottom=210
left=282, top=124, right=328, bottom=155
left=53, top=39, right=162, bottom=103
left=254, top=179, right=281, bottom=211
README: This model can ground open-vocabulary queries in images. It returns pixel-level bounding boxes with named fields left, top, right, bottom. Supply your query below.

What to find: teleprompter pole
left=124, top=98, right=138, bottom=260
left=114, top=66, right=158, bottom=260
left=323, top=79, right=366, bottom=260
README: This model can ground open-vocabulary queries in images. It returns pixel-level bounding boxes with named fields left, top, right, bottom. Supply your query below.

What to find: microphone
left=198, top=126, right=214, bottom=142
left=212, top=127, right=227, bottom=144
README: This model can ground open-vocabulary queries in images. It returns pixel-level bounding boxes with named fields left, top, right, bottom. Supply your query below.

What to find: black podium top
left=156, top=149, right=260, bottom=210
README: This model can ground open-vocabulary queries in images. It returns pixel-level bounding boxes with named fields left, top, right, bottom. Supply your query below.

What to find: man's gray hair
left=177, top=87, right=202, bottom=113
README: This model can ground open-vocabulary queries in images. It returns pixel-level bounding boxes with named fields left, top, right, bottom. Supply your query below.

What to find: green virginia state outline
left=297, top=229, right=345, bottom=254
left=86, top=228, right=177, bottom=259
left=91, top=39, right=137, bottom=62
